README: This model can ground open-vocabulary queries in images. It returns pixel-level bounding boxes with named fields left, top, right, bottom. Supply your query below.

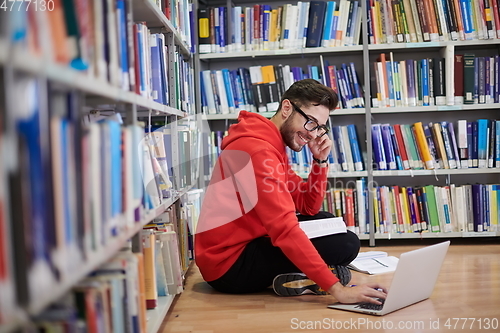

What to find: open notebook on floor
left=328, top=241, right=450, bottom=316
left=347, top=251, right=399, bottom=275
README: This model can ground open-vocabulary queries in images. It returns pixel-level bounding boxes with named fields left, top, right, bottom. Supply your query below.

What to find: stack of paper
left=348, top=251, right=399, bottom=275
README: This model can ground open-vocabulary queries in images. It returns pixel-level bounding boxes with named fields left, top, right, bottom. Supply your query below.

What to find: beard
left=280, top=114, right=309, bottom=152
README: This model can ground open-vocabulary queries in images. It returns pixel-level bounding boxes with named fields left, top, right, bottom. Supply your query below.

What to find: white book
left=301, top=2, right=310, bottom=48
left=348, top=251, right=399, bottom=275
left=245, top=7, right=253, bottom=51
left=356, top=180, right=366, bottom=234
left=233, top=7, right=242, bottom=52
left=454, top=186, right=466, bottom=232
left=202, top=70, right=217, bottom=114
left=286, top=5, right=298, bottom=50
left=353, top=3, right=362, bottom=46
left=399, top=61, right=408, bottom=107
left=337, top=0, right=350, bottom=46
left=298, top=217, right=347, bottom=239
left=107, top=0, right=121, bottom=87
left=142, top=142, right=161, bottom=208
left=295, top=1, right=305, bottom=49
left=215, top=70, right=231, bottom=114
left=341, top=126, right=354, bottom=171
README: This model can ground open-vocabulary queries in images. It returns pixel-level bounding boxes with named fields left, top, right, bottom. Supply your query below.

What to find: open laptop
left=328, top=241, right=450, bottom=316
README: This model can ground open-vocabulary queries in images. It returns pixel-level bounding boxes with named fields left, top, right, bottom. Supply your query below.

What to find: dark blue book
left=347, top=124, right=363, bottom=171
left=381, top=124, right=397, bottom=170
left=17, top=84, right=51, bottom=266
left=463, top=54, right=475, bottom=104
left=219, top=7, right=227, bottom=52
left=478, top=57, right=486, bottom=104
left=389, top=125, right=403, bottom=170
left=230, top=70, right=244, bottom=111
left=214, top=8, right=221, bottom=52
left=305, top=1, right=327, bottom=47
left=495, top=55, right=500, bottom=103
left=472, top=121, right=479, bottom=167
left=332, top=126, right=347, bottom=171
left=466, top=121, right=473, bottom=168
left=150, top=35, right=165, bottom=105
left=474, top=57, right=479, bottom=104
left=343, top=63, right=358, bottom=107
left=471, top=184, right=484, bottom=232
left=482, top=185, right=489, bottom=231
left=199, top=71, right=208, bottom=113
left=406, top=187, right=418, bottom=232
left=238, top=67, right=255, bottom=111
left=116, top=0, right=129, bottom=89
left=371, top=124, right=387, bottom=170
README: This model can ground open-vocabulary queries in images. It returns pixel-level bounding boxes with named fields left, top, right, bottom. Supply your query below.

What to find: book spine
left=441, top=121, right=458, bottom=169
left=463, top=54, right=475, bottom=104
left=448, top=122, right=462, bottom=169
left=472, top=184, right=484, bottom=232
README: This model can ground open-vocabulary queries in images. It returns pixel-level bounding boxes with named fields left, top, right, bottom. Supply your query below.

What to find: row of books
left=367, top=0, right=500, bottom=44
left=197, top=1, right=362, bottom=53
left=1, top=0, right=194, bottom=110
left=147, top=123, right=200, bottom=191
left=29, top=200, right=196, bottom=332
left=371, top=184, right=499, bottom=234
left=286, top=124, right=365, bottom=173
left=322, top=59, right=365, bottom=109
left=321, top=182, right=500, bottom=236
left=372, top=53, right=500, bottom=108
left=0, top=76, right=194, bottom=324
left=152, top=0, right=193, bottom=49
left=372, top=119, right=500, bottom=171
left=321, top=180, right=368, bottom=234
left=199, top=61, right=363, bottom=115
left=31, top=250, right=151, bottom=332
left=205, top=117, right=500, bottom=176
left=204, top=124, right=364, bottom=177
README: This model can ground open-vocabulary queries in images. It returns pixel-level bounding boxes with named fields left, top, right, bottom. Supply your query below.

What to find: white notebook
left=298, top=217, right=347, bottom=239
left=348, top=251, right=399, bottom=275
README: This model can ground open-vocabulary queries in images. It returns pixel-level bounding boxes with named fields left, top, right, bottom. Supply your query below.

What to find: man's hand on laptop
left=328, top=282, right=387, bottom=304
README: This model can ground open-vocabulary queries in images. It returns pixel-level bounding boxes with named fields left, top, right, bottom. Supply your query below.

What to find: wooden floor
left=160, top=239, right=500, bottom=333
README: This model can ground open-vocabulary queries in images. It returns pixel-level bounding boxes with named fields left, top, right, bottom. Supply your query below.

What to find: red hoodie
left=194, top=111, right=339, bottom=291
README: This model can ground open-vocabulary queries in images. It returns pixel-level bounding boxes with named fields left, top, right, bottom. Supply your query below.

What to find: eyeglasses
left=289, top=101, right=329, bottom=137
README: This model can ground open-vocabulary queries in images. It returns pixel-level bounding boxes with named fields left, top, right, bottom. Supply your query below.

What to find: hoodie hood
left=221, top=111, right=285, bottom=153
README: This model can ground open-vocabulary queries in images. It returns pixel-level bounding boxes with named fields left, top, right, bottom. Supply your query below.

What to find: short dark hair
left=277, top=79, right=338, bottom=112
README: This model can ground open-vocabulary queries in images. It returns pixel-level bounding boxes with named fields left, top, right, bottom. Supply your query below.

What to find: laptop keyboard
left=355, top=298, right=385, bottom=311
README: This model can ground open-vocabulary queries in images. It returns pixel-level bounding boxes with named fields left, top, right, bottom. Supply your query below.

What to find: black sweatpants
left=207, top=212, right=360, bottom=294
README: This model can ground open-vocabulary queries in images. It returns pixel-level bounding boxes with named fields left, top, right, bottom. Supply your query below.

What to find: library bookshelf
left=194, top=0, right=500, bottom=245
left=0, top=0, right=198, bottom=332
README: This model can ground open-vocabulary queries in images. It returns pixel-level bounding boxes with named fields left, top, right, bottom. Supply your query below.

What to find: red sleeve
left=287, top=162, right=329, bottom=215
left=251, top=149, right=338, bottom=291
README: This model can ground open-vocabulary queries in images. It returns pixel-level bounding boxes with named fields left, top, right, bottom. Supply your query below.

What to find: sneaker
left=272, top=265, right=352, bottom=296
left=328, top=265, right=352, bottom=286
left=272, top=273, right=328, bottom=296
